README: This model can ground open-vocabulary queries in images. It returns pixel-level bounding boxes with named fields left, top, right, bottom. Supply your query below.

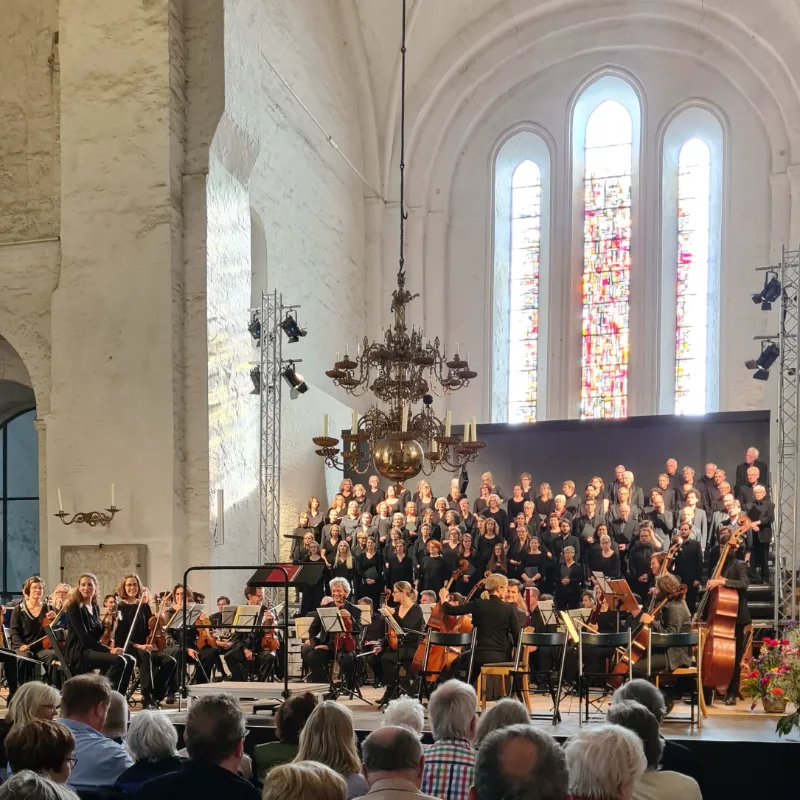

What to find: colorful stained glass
left=508, top=160, right=541, bottom=423
left=581, top=101, right=632, bottom=419
left=674, top=138, right=711, bottom=415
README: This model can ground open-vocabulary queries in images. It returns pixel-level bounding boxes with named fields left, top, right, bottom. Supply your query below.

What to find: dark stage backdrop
left=345, top=411, right=771, bottom=497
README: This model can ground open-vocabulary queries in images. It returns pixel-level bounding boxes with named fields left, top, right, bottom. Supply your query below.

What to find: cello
left=410, top=560, right=469, bottom=677
left=696, top=519, right=750, bottom=689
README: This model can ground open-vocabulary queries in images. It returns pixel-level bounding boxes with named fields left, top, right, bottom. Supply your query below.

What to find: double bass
left=696, top=518, right=750, bottom=689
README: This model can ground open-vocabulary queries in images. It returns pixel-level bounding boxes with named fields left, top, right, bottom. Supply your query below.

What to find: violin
left=260, top=612, right=281, bottom=652
left=333, top=607, right=356, bottom=654
left=147, top=593, right=172, bottom=651
left=196, top=613, right=218, bottom=650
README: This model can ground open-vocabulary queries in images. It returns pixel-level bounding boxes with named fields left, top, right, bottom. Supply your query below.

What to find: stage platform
left=181, top=680, right=329, bottom=708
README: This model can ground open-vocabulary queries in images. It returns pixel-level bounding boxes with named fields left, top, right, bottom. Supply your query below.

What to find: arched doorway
left=0, top=335, right=39, bottom=599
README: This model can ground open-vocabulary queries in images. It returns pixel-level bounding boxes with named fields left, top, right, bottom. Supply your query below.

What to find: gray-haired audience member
left=469, top=724, right=568, bottom=800
left=133, top=693, right=259, bottom=799
left=382, top=697, right=425, bottom=737
left=607, top=701, right=702, bottom=800
left=473, top=699, right=531, bottom=750
left=361, top=726, right=438, bottom=800
left=611, top=679, right=700, bottom=784
left=102, top=691, right=129, bottom=744
left=0, top=772, right=79, bottom=800
left=563, top=725, right=646, bottom=800
left=113, top=710, right=182, bottom=793
left=421, top=680, right=477, bottom=800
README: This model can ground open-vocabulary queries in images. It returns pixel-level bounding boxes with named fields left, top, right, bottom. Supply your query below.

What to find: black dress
left=299, top=556, right=326, bottom=615
left=555, top=563, right=583, bottom=610
left=418, top=556, right=451, bottom=595
left=507, top=497, right=527, bottom=521
left=357, top=552, right=384, bottom=607
left=380, top=604, right=425, bottom=687
left=384, top=555, right=415, bottom=591
left=588, top=549, right=621, bottom=579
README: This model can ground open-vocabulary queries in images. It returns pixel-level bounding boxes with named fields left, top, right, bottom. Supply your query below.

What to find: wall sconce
left=55, top=485, right=121, bottom=528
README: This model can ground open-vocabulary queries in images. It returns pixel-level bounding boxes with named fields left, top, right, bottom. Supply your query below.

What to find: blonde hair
left=393, top=580, right=415, bottom=599
left=295, top=701, right=360, bottom=777
left=7, top=683, right=60, bottom=728
left=64, top=573, right=98, bottom=608
left=264, top=761, right=346, bottom=800
left=481, top=573, right=508, bottom=599
left=333, top=541, right=354, bottom=570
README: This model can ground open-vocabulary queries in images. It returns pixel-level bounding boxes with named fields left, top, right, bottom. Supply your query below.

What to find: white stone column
left=788, top=166, right=800, bottom=247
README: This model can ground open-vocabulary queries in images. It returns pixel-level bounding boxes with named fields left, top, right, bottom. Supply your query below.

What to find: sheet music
left=379, top=606, right=404, bottom=635
left=592, top=572, right=614, bottom=596
left=420, top=603, right=434, bottom=624
left=537, top=600, right=556, bottom=626
left=317, top=606, right=347, bottom=634
left=559, top=611, right=580, bottom=644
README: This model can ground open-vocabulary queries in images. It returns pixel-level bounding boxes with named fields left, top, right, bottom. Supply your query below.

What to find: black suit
left=747, top=499, right=774, bottom=582
left=301, top=601, right=363, bottom=684
left=442, top=595, right=520, bottom=681
left=735, top=459, right=769, bottom=489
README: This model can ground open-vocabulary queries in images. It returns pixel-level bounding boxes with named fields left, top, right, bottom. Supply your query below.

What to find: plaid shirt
left=420, top=738, right=475, bottom=800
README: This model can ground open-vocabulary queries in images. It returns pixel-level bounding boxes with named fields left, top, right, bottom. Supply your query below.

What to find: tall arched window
left=581, top=100, right=633, bottom=418
left=492, top=131, right=551, bottom=423
left=675, top=139, right=711, bottom=414
left=660, top=108, right=723, bottom=414
left=508, top=160, right=542, bottom=423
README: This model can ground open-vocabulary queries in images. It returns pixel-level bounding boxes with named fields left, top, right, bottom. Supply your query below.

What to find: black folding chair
left=45, top=625, right=73, bottom=681
left=416, top=630, right=476, bottom=703
left=510, top=631, right=568, bottom=725
left=578, top=629, right=632, bottom=723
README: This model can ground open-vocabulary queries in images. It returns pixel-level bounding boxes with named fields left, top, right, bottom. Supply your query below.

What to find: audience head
left=185, top=693, right=247, bottom=771
left=125, top=709, right=179, bottom=762
left=8, top=683, right=60, bottom=727
left=428, top=680, right=477, bottom=742
left=102, top=691, right=129, bottom=738
left=275, top=692, right=317, bottom=745
left=362, top=726, right=424, bottom=787
left=470, top=725, right=568, bottom=800
left=0, top=772, right=80, bottom=800
left=263, top=761, right=346, bottom=800
left=295, top=701, right=360, bottom=778
left=473, top=699, right=532, bottom=750
left=5, top=720, right=76, bottom=784
left=611, top=678, right=667, bottom=722
left=607, top=700, right=663, bottom=771
left=60, top=675, right=112, bottom=732
left=563, top=725, right=646, bottom=800
left=381, top=697, right=425, bottom=736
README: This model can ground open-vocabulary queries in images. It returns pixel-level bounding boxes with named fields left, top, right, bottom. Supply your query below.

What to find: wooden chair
left=648, top=629, right=707, bottom=726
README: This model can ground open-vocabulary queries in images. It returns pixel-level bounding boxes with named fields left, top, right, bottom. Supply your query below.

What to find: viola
left=260, top=613, right=281, bottom=652
left=196, top=612, right=218, bottom=650
left=333, top=607, right=357, bottom=655
left=40, top=610, right=58, bottom=649
left=147, top=593, right=172, bottom=651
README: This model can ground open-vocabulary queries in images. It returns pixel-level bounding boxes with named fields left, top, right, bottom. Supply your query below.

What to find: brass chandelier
left=312, top=0, right=485, bottom=481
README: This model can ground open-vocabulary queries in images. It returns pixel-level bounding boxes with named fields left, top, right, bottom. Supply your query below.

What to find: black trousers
left=226, top=646, right=278, bottom=681
left=129, top=648, right=177, bottom=702
left=164, top=645, right=216, bottom=693
left=82, top=650, right=135, bottom=696
left=380, top=646, right=414, bottom=687
left=751, top=539, right=770, bottom=582
left=301, top=645, right=356, bottom=684
left=684, top=585, right=700, bottom=615
left=727, top=624, right=747, bottom=699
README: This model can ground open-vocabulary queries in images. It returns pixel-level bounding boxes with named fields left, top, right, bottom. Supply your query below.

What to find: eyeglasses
left=68, top=756, right=78, bottom=768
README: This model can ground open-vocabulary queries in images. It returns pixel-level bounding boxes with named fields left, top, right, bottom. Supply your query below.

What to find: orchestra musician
left=438, top=573, right=520, bottom=684
left=48, top=584, right=70, bottom=612
left=374, top=581, right=424, bottom=706
left=670, top=522, right=703, bottom=613
left=301, top=577, right=363, bottom=684
left=63, top=572, right=135, bottom=695
left=226, top=585, right=278, bottom=682
left=113, top=574, right=177, bottom=708
left=705, top=528, right=751, bottom=706
left=7, top=576, right=59, bottom=694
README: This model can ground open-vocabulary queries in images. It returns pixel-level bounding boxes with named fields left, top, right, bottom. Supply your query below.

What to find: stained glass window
left=508, top=160, right=542, bottom=423
left=581, top=100, right=632, bottom=418
left=674, top=138, right=711, bottom=415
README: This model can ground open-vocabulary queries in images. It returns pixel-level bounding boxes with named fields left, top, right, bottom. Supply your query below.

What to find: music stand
left=317, top=608, right=371, bottom=704
left=593, top=573, right=633, bottom=632
left=168, top=604, right=210, bottom=682
left=538, top=600, right=557, bottom=627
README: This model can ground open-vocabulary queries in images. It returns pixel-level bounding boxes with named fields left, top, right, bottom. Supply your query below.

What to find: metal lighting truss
left=259, top=290, right=283, bottom=568
left=777, top=247, right=800, bottom=626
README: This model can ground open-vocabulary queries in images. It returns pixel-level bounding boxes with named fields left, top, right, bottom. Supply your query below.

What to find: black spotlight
left=280, top=313, right=307, bottom=344
left=282, top=362, right=309, bottom=398
left=751, top=274, right=782, bottom=311
left=250, top=365, right=262, bottom=395
left=248, top=311, right=261, bottom=343
left=745, top=342, right=779, bottom=381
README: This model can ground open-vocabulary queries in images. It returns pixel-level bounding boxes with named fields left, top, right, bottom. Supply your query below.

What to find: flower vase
left=761, top=694, right=789, bottom=714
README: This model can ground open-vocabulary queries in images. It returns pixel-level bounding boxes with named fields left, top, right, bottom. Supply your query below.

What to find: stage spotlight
left=751, top=273, right=782, bottom=310
left=280, top=313, right=307, bottom=343
left=745, top=342, right=779, bottom=380
left=248, top=311, right=261, bottom=343
left=282, top=362, right=309, bottom=398
left=250, top=365, right=262, bottom=395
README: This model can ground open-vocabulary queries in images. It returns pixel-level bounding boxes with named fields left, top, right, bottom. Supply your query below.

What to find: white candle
left=472, top=417, right=478, bottom=442
left=464, top=421, right=470, bottom=441
left=345, top=343, right=349, bottom=356
left=357, top=342, right=361, bottom=357
left=402, top=403, right=408, bottom=432
left=323, top=414, right=329, bottom=438
left=455, top=342, right=460, bottom=354
left=431, top=438, right=438, bottom=454
left=352, top=409, right=358, bottom=434
left=111, top=483, right=116, bottom=508
left=421, top=337, right=427, bottom=350
left=445, top=411, right=452, bottom=437
left=57, top=488, right=63, bottom=512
